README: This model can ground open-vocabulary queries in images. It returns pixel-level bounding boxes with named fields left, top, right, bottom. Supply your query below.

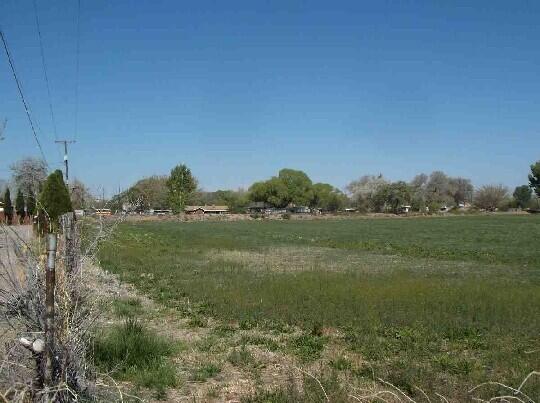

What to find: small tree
left=39, top=170, right=73, bottom=230
left=3, top=188, right=13, bottom=225
left=167, top=164, right=197, bottom=213
left=474, top=185, right=508, bottom=211
left=513, top=185, right=532, bottom=209
left=15, top=189, right=25, bottom=224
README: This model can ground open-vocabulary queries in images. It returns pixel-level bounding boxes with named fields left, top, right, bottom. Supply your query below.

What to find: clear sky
left=1, top=0, right=539, bottom=196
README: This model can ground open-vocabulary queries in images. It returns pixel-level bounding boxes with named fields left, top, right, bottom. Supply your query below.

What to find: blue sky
left=1, top=1, right=539, bottom=196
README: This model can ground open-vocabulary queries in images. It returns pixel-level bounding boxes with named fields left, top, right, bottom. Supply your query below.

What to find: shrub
left=93, top=319, right=177, bottom=394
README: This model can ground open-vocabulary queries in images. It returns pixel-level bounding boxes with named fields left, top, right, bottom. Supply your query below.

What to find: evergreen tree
left=15, top=189, right=25, bottom=224
left=39, top=170, right=73, bottom=229
left=3, top=188, right=13, bottom=225
left=27, top=191, right=36, bottom=217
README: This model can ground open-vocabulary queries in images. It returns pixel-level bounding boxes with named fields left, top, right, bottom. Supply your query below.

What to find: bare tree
left=70, top=178, right=95, bottom=210
left=10, top=157, right=47, bottom=196
left=474, top=185, right=509, bottom=211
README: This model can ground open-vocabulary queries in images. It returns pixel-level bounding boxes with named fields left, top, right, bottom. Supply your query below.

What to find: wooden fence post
left=45, top=232, right=57, bottom=387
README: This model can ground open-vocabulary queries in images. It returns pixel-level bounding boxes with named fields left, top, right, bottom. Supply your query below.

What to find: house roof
left=185, top=205, right=229, bottom=212
left=248, top=202, right=272, bottom=208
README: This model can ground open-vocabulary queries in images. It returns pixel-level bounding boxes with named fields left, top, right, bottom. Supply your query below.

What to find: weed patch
left=93, top=319, right=177, bottom=395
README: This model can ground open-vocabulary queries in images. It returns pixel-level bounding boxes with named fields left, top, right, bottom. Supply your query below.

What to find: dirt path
left=0, top=225, right=33, bottom=289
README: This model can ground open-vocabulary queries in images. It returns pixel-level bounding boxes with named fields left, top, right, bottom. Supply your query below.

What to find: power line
left=32, top=0, right=58, bottom=141
left=74, top=0, right=81, bottom=141
left=0, top=29, right=49, bottom=166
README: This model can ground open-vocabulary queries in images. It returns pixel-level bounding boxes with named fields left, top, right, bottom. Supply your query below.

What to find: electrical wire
left=32, top=0, right=58, bottom=141
left=0, top=29, right=49, bottom=166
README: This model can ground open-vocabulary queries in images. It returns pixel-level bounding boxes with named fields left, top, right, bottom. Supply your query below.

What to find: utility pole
left=55, top=140, right=75, bottom=185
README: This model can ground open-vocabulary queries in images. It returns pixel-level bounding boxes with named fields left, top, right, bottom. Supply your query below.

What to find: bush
left=281, top=213, right=291, bottom=220
left=93, top=319, right=177, bottom=394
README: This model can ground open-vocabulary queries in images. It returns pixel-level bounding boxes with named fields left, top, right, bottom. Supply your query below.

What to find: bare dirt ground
left=0, top=225, right=33, bottom=289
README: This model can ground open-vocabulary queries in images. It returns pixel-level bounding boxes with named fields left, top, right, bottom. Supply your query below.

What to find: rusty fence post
left=45, top=232, right=57, bottom=387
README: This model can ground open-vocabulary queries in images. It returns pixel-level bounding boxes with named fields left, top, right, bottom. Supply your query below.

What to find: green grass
left=93, top=319, right=178, bottom=396
left=190, top=362, right=222, bottom=382
left=111, top=297, right=143, bottom=318
left=98, top=215, right=540, bottom=399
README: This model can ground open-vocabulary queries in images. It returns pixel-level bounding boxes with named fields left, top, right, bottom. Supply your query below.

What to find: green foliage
left=311, top=183, right=347, bottom=211
left=372, top=181, right=412, bottom=213
left=93, top=319, right=177, bottom=394
left=3, top=188, right=13, bottom=224
left=529, top=160, right=540, bottom=198
left=15, top=189, right=25, bottom=220
left=113, top=176, right=169, bottom=212
left=249, top=168, right=316, bottom=208
left=39, top=170, right=73, bottom=225
left=249, top=177, right=290, bottom=207
left=513, top=185, right=532, bottom=209
left=289, top=334, right=326, bottom=361
left=167, top=164, right=197, bottom=213
left=26, top=191, right=36, bottom=216
left=213, top=189, right=249, bottom=213
left=277, top=169, right=313, bottom=206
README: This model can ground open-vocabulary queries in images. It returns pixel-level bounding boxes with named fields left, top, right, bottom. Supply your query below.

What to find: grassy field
left=98, top=215, right=540, bottom=400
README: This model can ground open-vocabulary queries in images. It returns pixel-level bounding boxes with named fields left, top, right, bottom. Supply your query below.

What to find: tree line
left=108, top=160, right=540, bottom=214
left=2, top=157, right=539, bottom=218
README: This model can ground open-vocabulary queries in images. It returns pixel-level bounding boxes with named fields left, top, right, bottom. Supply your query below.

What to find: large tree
left=249, top=177, right=289, bottom=207
left=311, top=183, right=347, bottom=212
left=3, top=188, right=13, bottom=225
left=167, top=164, right=197, bottom=213
left=449, top=177, right=474, bottom=204
left=15, top=189, right=25, bottom=223
left=513, top=185, right=532, bottom=209
left=529, top=160, right=540, bottom=198
left=277, top=169, right=314, bottom=206
left=10, top=157, right=47, bottom=196
left=372, top=181, right=412, bottom=213
left=248, top=169, right=315, bottom=208
left=474, top=185, right=508, bottom=211
left=39, top=170, right=73, bottom=228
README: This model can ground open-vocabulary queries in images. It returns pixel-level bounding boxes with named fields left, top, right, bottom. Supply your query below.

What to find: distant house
left=398, top=205, right=412, bottom=214
left=247, top=202, right=272, bottom=213
left=289, top=206, right=311, bottom=214
left=184, top=205, right=229, bottom=215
